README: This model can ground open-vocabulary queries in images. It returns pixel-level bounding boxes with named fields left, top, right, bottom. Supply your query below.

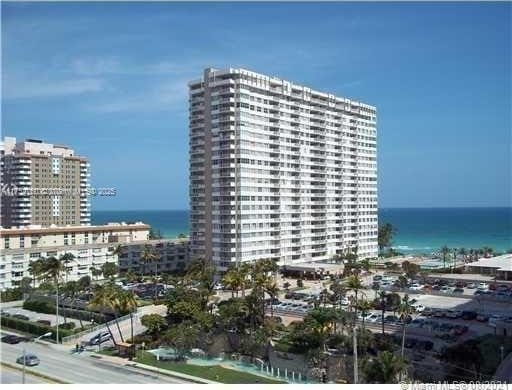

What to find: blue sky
left=2, top=2, right=511, bottom=210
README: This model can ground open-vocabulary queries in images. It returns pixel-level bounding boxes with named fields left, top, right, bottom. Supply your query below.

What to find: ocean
left=92, top=207, right=512, bottom=255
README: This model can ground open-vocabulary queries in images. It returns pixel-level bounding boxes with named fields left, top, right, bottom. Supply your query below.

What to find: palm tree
left=59, top=253, right=75, bottom=283
left=357, top=299, right=373, bottom=331
left=117, top=290, right=138, bottom=359
left=345, top=274, right=364, bottom=325
left=378, top=290, right=387, bottom=335
left=90, top=266, right=102, bottom=281
left=363, top=351, right=407, bottom=383
left=39, top=256, right=66, bottom=343
left=89, top=283, right=118, bottom=346
left=140, top=245, right=160, bottom=301
left=222, top=268, right=242, bottom=298
left=458, top=247, right=468, bottom=263
left=440, top=245, right=450, bottom=269
left=27, top=259, right=44, bottom=289
left=398, top=294, right=415, bottom=358
left=329, top=280, right=347, bottom=310
left=264, top=279, right=279, bottom=318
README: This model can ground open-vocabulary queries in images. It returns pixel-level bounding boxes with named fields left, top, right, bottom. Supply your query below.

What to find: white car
left=412, top=304, right=425, bottom=313
left=410, top=284, right=424, bottom=291
left=440, top=286, right=452, bottom=294
left=366, top=313, right=380, bottom=323
left=478, top=283, right=489, bottom=290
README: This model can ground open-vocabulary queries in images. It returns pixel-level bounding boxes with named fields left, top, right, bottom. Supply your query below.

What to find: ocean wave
left=393, top=245, right=433, bottom=251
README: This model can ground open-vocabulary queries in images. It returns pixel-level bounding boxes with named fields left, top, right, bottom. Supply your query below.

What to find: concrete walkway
left=494, top=352, right=512, bottom=382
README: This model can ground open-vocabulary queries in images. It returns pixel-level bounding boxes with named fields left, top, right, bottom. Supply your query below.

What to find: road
left=0, top=336, right=190, bottom=383
left=0, top=365, right=49, bottom=384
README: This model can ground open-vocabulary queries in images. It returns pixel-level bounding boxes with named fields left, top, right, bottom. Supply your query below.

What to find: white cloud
left=3, top=78, right=104, bottom=99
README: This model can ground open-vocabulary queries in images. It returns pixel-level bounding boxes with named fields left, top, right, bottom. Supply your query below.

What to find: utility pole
left=500, top=345, right=504, bottom=363
left=353, top=325, right=358, bottom=384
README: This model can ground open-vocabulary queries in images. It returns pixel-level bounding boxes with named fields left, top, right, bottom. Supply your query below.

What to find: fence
left=61, top=312, right=136, bottom=344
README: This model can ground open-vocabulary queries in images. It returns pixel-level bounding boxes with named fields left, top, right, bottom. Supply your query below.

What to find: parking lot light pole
left=22, top=332, right=52, bottom=384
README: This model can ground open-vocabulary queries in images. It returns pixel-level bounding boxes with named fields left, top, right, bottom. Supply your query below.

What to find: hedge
left=23, top=299, right=108, bottom=324
left=0, top=288, right=23, bottom=303
left=1, top=316, right=74, bottom=342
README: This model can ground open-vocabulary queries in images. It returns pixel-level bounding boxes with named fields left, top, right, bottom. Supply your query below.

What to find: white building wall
left=190, top=68, right=378, bottom=271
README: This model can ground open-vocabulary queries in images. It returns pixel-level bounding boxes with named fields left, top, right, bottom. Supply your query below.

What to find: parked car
left=453, top=287, right=464, bottom=294
left=16, top=353, right=40, bottom=366
left=384, top=315, right=399, bottom=324
left=412, top=304, right=425, bottom=313
left=446, top=310, right=463, bottom=319
left=12, top=314, right=30, bottom=321
left=410, top=283, right=424, bottom=291
left=373, top=275, right=383, bottom=281
left=497, top=285, right=510, bottom=292
left=2, top=335, right=28, bottom=344
left=366, top=313, right=380, bottom=323
left=453, top=325, right=469, bottom=335
left=489, top=315, right=505, bottom=327
left=478, top=283, right=489, bottom=290
left=439, top=286, right=452, bottom=294
left=476, top=314, right=489, bottom=322
left=466, top=282, right=477, bottom=289
left=36, top=320, right=52, bottom=326
left=461, top=311, right=478, bottom=320
left=432, top=285, right=441, bottom=291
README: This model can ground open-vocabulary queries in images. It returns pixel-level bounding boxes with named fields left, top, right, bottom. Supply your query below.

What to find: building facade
left=189, top=68, right=378, bottom=271
left=118, top=238, right=189, bottom=275
left=0, top=223, right=150, bottom=290
left=1, top=137, right=91, bottom=228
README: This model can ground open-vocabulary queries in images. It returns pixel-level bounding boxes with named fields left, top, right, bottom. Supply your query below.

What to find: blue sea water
left=92, top=208, right=512, bottom=255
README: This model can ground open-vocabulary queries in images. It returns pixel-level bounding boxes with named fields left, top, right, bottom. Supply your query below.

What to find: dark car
left=432, top=285, right=441, bottom=291
left=404, top=338, right=418, bottom=348
left=37, top=320, right=52, bottom=326
left=384, top=315, right=399, bottom=324
left=2, top=335, right=23, bottom=344
left=418, top=340, right=434, bottom=351
left=455, top=281, right=467, bottom=288
left=453, top=287, right=464, bottom=294
left=284, top=292, right=294, bottom=299
left=12, top=314, right=30, bottom=321
left=453, top=325, right=469, bottom=335
left=476, top=314, right=489, bottom=322
left=1, top=311, right=11, bottom=318
left=373, top=275, right=383, bottom=281
left=461, top=311, right=478, bottom=320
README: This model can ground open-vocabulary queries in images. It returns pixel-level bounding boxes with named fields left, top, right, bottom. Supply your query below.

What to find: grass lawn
left=135, top=351, right=285, bottom=384
left=97, top=347, right=119, bottom=357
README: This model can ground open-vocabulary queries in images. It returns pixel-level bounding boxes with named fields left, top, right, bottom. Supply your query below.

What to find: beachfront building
left=189, top=68, right=378, bottom=271
left=0, top=222, right=150, bottom=290
left=117, top=238, right=189, bottom=275
left=1, top=137, right=91, bottom=228
left=468, top=254, right=512, bottom=281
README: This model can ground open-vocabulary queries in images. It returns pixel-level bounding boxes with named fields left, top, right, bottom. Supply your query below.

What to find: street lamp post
left=22, top=332, right=52, bottom=384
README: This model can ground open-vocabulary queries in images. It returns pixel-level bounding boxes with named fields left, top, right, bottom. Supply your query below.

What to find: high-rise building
left=1, top=137, right=91, bottom=227
left=189, top=68, right=378, bottom=271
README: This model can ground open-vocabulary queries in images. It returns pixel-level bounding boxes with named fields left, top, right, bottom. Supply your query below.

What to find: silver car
left=16, top=353, right=40, bottom=366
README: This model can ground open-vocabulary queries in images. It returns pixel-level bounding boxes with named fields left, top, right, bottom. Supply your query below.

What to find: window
left=4, top=238, right=9, bottom=249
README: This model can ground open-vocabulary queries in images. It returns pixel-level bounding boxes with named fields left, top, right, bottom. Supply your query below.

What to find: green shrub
left=1, top=315, right=74, bottom=342
left=0, top=288, right=23, bottom=302
left=23, top=300, right=56, bottom=314
left=60, top=322, right=76, bottom=330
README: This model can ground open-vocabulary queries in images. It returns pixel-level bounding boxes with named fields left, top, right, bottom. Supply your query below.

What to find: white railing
left=61, top=312, right=135, bottom=344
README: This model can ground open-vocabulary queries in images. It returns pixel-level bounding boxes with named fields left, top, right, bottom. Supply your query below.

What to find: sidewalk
left=90, top=352, right=219, bottom=384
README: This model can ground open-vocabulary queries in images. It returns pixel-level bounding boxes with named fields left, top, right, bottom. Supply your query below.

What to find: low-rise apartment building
left=118, top=238, right=189, bottom=275
left=0, top=222, right=150, bottom=290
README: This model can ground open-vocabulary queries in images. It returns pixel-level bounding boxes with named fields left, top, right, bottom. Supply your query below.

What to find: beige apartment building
left=0, top=222, right=150, bottom=290
left=1, top=137, right=90, bottom=228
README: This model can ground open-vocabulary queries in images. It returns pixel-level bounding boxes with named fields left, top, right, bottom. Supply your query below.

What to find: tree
left=345, top=274, right=364, bottom=325
left=283, top=281, right=291, bottom=290
left=330, top=280, right=347, bottom=310
left=264, top=279, right=279, bottom=318
left=101, top=262, right=119, bottom=281
left=440, top=245, right=450, bottom=269
left=162, top=322, right=199, bottom=360
left=222, top=267, right=243, bottom=298
left=398, top=294, right=415, bottom=358
left=90, top=266, right=102, bottom=281
left=27, top=259, right=44, bottom=289
left=117, top=290, right=138, bottom=358
left=141, top=314, right=167, bottom=335
left=89, top=283, right=119, bottom=346
left=149, top=228, right=163, bottom=240
left=378, top=223, right=396, bottom=253
left=62, top=280, right=84, bottom=328
left=357, top=299, right=373, bottom=330
left=378, top=290, right=387, bottom=335
left=363, top=351, right=407, bottom=383
left=141, top=245, right=159, bottom=276
left=39, top=256, right=66, bottom=342
left=59, top=253, right=75, bottom=283
left=19, top=277, right=33, bottom=294
left=124, top=269, right=138, bottom=283
left=401, top=261, right=421, bottom=279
